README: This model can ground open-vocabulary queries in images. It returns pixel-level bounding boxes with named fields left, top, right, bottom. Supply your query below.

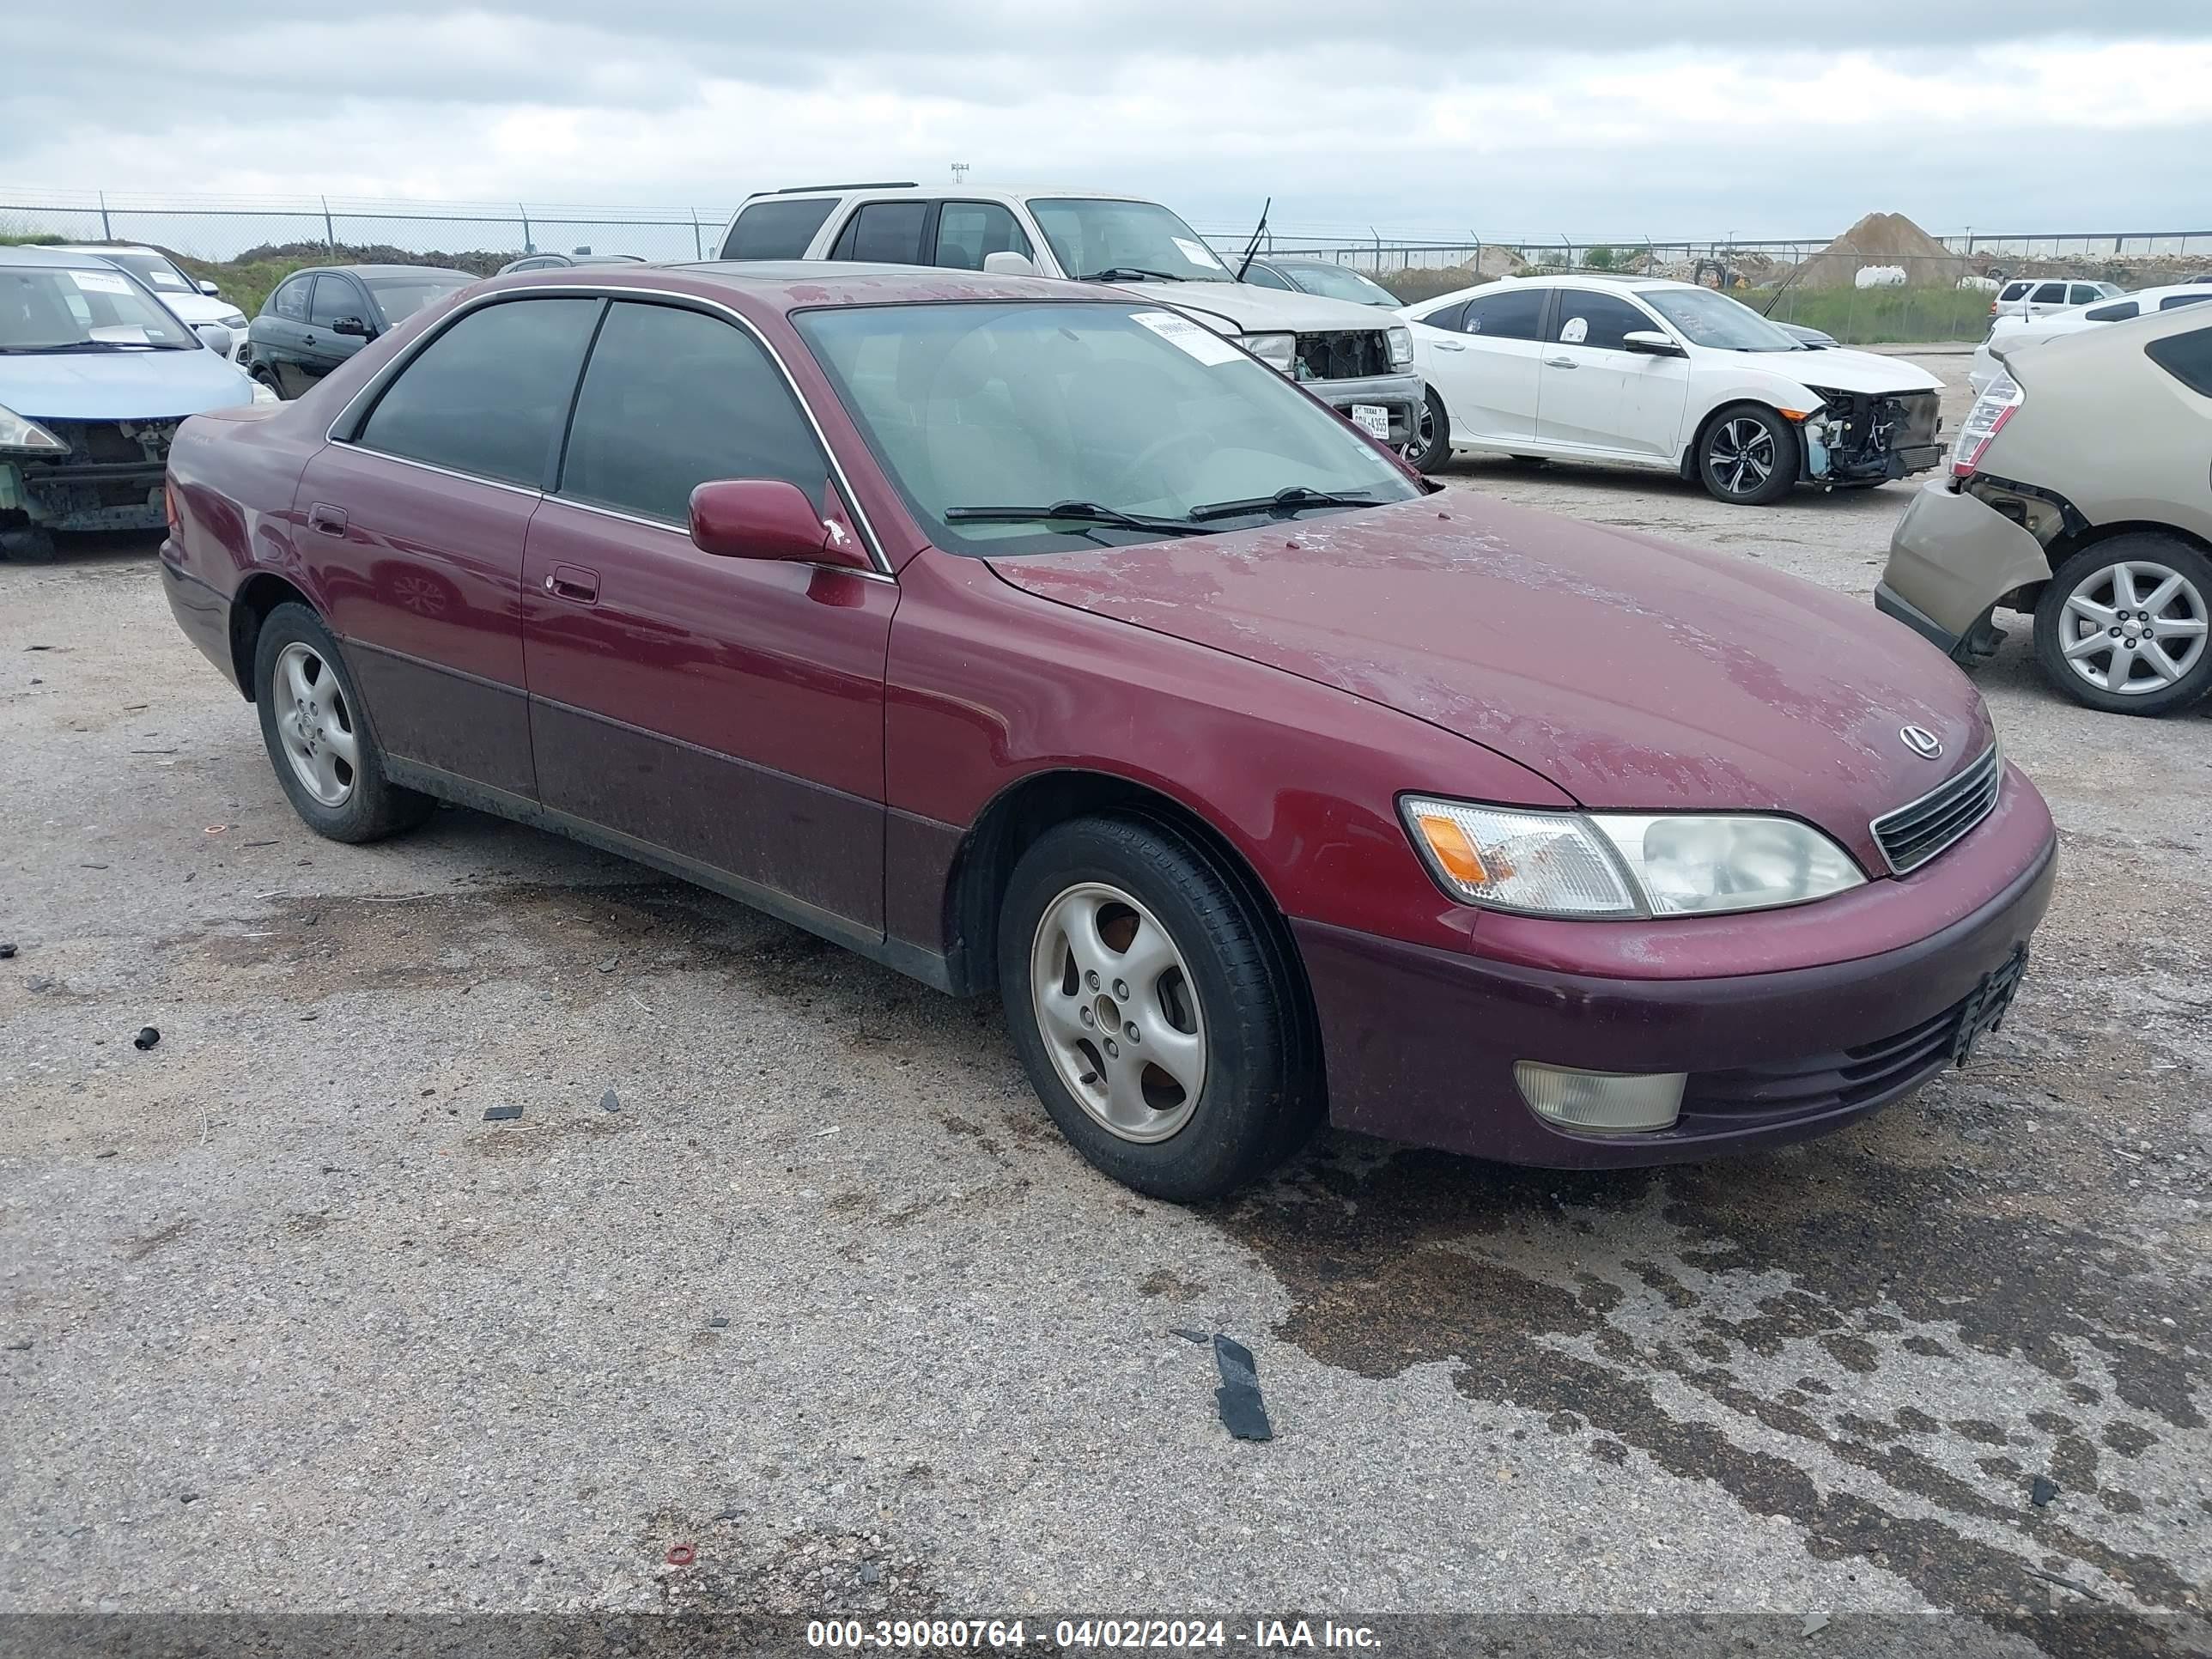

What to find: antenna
left=951, top=162, right=970, bottom=185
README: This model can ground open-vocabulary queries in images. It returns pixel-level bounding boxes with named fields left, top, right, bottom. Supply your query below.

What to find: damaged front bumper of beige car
left=1877, top=477, right=2055, bottom=661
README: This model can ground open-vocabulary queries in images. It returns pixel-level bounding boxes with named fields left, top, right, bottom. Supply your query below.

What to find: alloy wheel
left=1401, top=401, right=1435, bottom=465
left=1707, top=417, right=1776, bottom=496
left=2055, top=559, right=2209, bottom=696
left=273, top=641, right=360, bottom=806
left=1028, top=881, right=1207, bottom=1143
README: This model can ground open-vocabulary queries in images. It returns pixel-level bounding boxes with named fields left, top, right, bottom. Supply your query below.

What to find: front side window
left=1642, top=286, right=1802, bottom=351
left=2085, top=301, right=2139, bottom=322
left=796, top=301, right=1419, bottom=557
left=722, top=197, right=838, bottom=260
left=830, top=202, right=931, bottom=264
left=1283, top=264, right=1399, bottom=307
left=2069, top=284, right=2104, bottom=305
left=308, top=275, right=366, bottom=328
left=1243, top=264, right=1293, bottom=291
left=933, top=203, right=1032, bottom=271
left=1457, top=287, right=1547, bottom=342
left=0, top=264, right=197, bottom=351
left=356, top=298, right=601, bottom=487
left=1026, top=198, right=1227, bottom=282
left=1548, top=290, right=1659, bottom=351
left=270, top=276, right=310, bottom=321
left=559, top=301, right=828, bottom=523
left=2160, top=293, right=2212, bottom=312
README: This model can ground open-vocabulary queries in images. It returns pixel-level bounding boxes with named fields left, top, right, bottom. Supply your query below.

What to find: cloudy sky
left=5, top=3, right=2210, bottom=240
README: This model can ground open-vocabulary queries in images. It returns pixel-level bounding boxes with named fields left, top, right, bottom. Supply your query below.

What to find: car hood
left=3, top=346, right=258, bottom=422
left=986, top=496, right=1993, bottom=867
left=1763, top=346, right=1943, bottom=395
left=1110, top=278, right=1402, bottom=335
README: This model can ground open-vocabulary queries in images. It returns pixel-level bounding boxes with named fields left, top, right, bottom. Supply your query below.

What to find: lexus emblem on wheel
left=1899, top=725, right=1944, bottom=759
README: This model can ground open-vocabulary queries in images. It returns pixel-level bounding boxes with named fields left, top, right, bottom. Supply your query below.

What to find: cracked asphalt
left=2, top=352, right=2207, bottom=1654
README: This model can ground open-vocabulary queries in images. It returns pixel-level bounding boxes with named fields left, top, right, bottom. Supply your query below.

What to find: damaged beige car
left=1877, top=303, right=2212, bottom=715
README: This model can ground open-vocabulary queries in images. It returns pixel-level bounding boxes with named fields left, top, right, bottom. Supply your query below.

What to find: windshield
left=91, top=251, right=196, bottom=296
left=796, top=301, right=1419, bottom=556
left=1028, top=199, right=1230, bottom=283
left=0, top=264, right=198, bottom=352
left=1643, top=287, right=1802, bottom=351
left=1284, top=263, right=1398, bottom=307
left=364, top=272, right=472, bottom=323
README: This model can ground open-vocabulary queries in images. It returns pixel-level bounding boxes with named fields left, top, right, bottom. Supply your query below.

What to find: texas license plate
left=1952, top=945, right=2028, bottom=1066
left=1351, top=404, right=1390, bottom=441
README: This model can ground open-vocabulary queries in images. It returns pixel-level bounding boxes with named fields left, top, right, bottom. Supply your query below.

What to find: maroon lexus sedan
left=158, top=263, right=2057, bottom=1200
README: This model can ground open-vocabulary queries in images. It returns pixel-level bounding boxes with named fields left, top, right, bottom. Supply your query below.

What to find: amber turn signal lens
left=1413, top=811, right=1489, bottom=885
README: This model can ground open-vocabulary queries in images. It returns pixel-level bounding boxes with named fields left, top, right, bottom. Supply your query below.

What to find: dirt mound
left=1791, top=212, right=1967, bottom=289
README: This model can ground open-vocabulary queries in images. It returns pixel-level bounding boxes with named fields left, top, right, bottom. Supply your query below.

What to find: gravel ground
left=2, top=352, right=2207, bottom=1655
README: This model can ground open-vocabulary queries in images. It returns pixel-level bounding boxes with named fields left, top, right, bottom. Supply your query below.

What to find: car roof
left=740, top=184, right=1160, bottom=209
left=499, top=259, right=1122, bottom=314
left=0, top=244, right=137, bottom=271
left=287, top=264, right=477, bottom=280
left=47, top=243, right=175, bottom=259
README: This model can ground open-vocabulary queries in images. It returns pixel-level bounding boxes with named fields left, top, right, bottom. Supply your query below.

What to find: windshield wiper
left=1084, top=267, right=1186, bottom=283
left=943, top=500, right=1212, bottom=537
left=0, top=339, right=154, bottom=354
left=1186, top=485, right=1386, bottom=523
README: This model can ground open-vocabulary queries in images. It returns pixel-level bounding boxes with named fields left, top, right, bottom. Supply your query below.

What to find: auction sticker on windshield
left=70, top=270, right=133, bottom=295
left=1351, top=404, right=1390, bottom=441
left=1131, top=310, right=1241, bottom=366
left=1171, top=236, right=1224, bottom=270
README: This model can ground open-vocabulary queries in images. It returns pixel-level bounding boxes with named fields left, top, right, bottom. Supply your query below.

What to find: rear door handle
left=544, top=564, right=599, bottom=604
left=1545, top=356, right=1577, bottom=368
left=307, top=502, right=347, bottom=536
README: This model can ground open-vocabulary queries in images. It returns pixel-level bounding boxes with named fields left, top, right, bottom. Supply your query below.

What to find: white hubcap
left=274, top=641, right=360, bottom=806
left=1029, top=882, right=1207, bottom=1143
left=2057, top=559, right=2209, bottom=695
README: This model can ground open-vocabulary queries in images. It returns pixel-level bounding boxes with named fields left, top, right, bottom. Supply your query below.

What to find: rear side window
left=1244, top=264, right=1293, bottom=291
left=830, top=202, right=931, bottom=264
left=557, top=301, right=828, bottom=523
left=307, top=275, right=363, bottom=328
left=270, top=276, right=310, bottom=320
left=1999, top=282, right=2031, bottom=301
left=2160, top=293, right=2212, bottom=312
left=2085, top=301, right=2139, bottom=322
left=720, top=198, right=837, bottom=260
left=1459, top=288, right=1547, bottom=341
left=2146, top=326, right=2212, bottom=398
left=1548, top=291, right=1656, bottom=350
left=2031, top=283, right=2068, bottom=304
left=357, top=298, right=601, bottom=487
left=932, top=201, right=1031, bottom=270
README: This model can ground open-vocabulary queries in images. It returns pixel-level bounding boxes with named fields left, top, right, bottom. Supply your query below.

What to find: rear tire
left=2033, top=536, right=2212, bottom=716
left=1698, top=403, right=1797, bottom=505
left=250, top=367, right=283, bottom=400
left=997, top=815, right=1322, bottom=1201
left=0, top=526, right=58, bottom=563
left=1401, top=388, right=1451, bottom=474
left=252, top=602, right=435, bottom=842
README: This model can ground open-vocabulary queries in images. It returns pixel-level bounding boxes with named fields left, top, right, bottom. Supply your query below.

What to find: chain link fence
left=6, top=188, right=2207, bottom=345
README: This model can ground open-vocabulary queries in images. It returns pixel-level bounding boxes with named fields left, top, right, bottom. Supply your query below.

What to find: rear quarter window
left=721, top=198, right=838, bottom=260
left=2145, top=326, right=2212, bottom=398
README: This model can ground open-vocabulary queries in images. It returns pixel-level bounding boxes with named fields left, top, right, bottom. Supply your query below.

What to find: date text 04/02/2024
left=805, top=1618, right=1382, bottom=1650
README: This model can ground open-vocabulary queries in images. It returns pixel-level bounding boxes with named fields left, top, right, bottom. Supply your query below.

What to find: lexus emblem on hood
left=1900, top=725, right=1944, bottom=759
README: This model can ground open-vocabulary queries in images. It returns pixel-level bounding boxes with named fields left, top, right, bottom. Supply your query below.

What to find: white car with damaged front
left=1399, top=276, right=1946, bottom=506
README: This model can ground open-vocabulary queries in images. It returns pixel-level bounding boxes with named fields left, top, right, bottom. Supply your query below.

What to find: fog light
left=1514, top=1062, right=1686, bottom=1134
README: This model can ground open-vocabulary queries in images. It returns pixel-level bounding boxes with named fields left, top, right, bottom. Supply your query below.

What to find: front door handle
left=307, top=502, right=347, bottom=536
left=1545, top=356, right=1577, bottom=368
left=1433, top=340, right=1467, bottom=352
left=544, top=564, right=599, bottom=604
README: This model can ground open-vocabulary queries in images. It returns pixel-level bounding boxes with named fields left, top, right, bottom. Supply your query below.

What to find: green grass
left=1748, top=285, right=1993, bottom=345
left=175, top=254, right=322, bottom=321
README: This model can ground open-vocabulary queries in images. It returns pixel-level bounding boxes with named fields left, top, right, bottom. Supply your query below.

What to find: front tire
left=0, top=526, right=58, bottom=563
left=997, top=816, right=1322, bottom=1201
left=2033, top=537, right=2212, bottom=715
left=252, top=602, right=434, bottom=842
left=1401, top=388, right=1450, bottom=474
left=1698, top=403, right=1797, bottom=505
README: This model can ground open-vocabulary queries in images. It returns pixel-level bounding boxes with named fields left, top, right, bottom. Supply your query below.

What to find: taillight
left=163, top=479, right=181, bottom=538
left=1952, top=374, right=2023, bottom=479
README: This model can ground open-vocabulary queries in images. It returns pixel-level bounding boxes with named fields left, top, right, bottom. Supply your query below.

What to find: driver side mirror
left=331, top=316, right=375, bottom=339
left=1623, top=330, right=1686, bottom=357
left=198, top=279, right=222, bottom=297
left=689, top=479, right=870, bottom=570
left=194, top=323, right=234, bottom=356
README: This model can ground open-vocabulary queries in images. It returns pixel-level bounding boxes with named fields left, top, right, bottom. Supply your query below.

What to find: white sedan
left=1969, top=283, right=2212, bottom=393
left=1399, top=276, right=1945, bottom=506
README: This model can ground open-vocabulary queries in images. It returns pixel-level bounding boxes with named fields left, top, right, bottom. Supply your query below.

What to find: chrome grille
left=1871, top=741, right=2001, bottom=874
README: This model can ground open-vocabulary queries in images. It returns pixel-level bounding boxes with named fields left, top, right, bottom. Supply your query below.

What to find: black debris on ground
left=601, top=1090, right=621, bottom=1112
left=132, top=1026, right=160, bottom=1051
left=482, top=1104, right=523, bottom=1122
left=1168, top=1328, right=1209, bottom=1345
left=1212, top=1334, right=1273, bottom=1443
left=2031, top=1474, right=2060, bottom=1507
left=0, top=942, right=15, bottom=959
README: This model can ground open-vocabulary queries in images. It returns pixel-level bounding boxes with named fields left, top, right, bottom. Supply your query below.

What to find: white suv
left=49, top=245, right=251, bottom=362
left=1401, top=275, right=1946, bottom=505
left=714, top=185, right=1424, bottom=448
left=1990, top=277, right=2123, bottom=321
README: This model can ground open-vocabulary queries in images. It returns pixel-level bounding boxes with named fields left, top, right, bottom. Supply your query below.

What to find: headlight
left=220, top=311, right=250, bottom=330
left=0, top=403, right=67, bottom=454
left=1387, top=325, right=1413, bottom=368
left=1237, top=331, right=1297, bottom=374
left=250, top=379, right=280, bottom=404
left=1401, top=796, right=1865, bottom=919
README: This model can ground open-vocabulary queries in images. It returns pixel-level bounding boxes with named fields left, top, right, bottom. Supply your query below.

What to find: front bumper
left=1878, top=477, right=2051, bottom=654
left=1311, top=371, right=1424, bottom=444
left=1293, top=794, right=2057, bottom=1170
left=0, top=457, right=166, bottom=533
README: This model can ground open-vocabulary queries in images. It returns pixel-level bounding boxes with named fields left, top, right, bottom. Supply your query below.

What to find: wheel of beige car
left=2033, top=537, right=2212, bottom=716
left=997, top=815, right=1322, bottom=1201
left=1401, top=388, right=1450, bottom=473
left=252, top=602, right=436, bottom=842
left=1698, top=403, right=1797, bottom=506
